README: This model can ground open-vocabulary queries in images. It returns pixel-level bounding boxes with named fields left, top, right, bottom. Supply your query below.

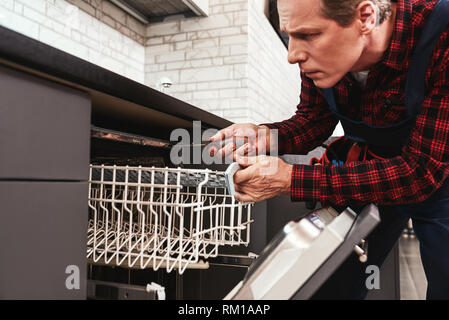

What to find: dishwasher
left=86, top=136, right=255, bottom=300
left=87, top=127, right=381, bottom=300
left=0, top=64, right=381, bottom=300
left=0, top=27, right=383, bottom=300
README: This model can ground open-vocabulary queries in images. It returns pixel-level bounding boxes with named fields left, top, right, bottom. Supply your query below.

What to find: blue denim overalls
left=312, top=0, right=449, bottom=299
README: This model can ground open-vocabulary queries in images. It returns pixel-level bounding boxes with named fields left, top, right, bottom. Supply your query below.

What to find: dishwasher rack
left=87, top=165, right=254, bottom=274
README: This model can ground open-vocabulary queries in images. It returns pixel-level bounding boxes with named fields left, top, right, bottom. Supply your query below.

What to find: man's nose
left=287, top=39, right=307, bottom=64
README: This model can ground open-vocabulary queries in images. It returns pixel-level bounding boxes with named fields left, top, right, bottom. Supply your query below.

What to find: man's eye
left=305, top=33, right=320, bottom=38
left=291, top=32, right=321, bottom=40
left=295, top=33, right=320, bottom=40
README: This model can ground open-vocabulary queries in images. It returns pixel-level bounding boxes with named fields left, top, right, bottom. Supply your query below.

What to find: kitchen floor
left=399, top=232, right=427, bottom=300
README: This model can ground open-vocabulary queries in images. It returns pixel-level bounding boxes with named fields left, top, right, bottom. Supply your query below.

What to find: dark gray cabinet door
left=0, top=65, right=91, bottom=181
left=0, top=182, right=88, bottom=299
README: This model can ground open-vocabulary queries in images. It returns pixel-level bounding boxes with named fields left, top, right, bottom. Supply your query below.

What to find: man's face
left=278, top=0, right=365, bottom=88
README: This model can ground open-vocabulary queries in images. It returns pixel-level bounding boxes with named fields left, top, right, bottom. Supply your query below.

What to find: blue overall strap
left=322, top=87, right=338, bottom=113
left=405, top=0, right=449, bottom=117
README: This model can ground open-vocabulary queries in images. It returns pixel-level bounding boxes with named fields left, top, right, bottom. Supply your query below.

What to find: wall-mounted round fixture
left=156, top=77, right=173, bottom=93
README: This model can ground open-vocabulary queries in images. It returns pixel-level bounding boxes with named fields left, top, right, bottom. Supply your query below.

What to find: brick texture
left=145, top=0, right=301, bottom=124
left=0, top=0, right=302, bottom=125
left=0, top=0, right=145, bottom=83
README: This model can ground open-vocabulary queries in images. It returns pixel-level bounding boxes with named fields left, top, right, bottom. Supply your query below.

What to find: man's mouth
left=305, top=71, right=321, bottom=77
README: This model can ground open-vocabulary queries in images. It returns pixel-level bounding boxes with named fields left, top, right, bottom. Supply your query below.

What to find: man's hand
left=233, top=155, right=292, bottom=203
left=209, top=124, right=273, bottom=160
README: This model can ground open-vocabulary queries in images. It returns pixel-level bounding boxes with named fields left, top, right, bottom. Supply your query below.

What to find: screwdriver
left=177, top=136, right=249, bottom=148
left=91, top=126, right=249, bottom=151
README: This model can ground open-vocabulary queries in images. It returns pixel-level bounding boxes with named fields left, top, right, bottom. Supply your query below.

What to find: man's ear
left=357, top=1, right=378, bottom=34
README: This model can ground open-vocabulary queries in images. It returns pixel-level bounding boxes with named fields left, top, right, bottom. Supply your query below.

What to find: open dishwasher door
left=224, top=204, right=380, bottom=300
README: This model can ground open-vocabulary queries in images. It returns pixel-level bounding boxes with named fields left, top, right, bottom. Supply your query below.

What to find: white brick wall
left=65, top=0, right=145, bottom=44
left=0, top=0, right=145, bottom=83
left=247, top=0, right=301, bottom=124
left=144, top=0, right=249, bottom=121
left=145, top=0, right=301, bottom=124
left=0, top=0, right=302, bottom=125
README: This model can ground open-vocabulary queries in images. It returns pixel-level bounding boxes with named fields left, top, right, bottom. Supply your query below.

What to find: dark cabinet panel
left=0, top=65, right=91, bottom=181
left=0, top=182, right=88, bottom=299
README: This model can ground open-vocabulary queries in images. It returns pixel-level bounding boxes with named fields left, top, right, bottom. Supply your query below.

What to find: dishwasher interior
left=87, top=118, right=259, bottom=300
left=87, top=125, right=381, bottom=300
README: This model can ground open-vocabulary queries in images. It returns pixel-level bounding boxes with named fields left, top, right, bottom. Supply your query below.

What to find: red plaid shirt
left=266, top=0, right=449, bottom=207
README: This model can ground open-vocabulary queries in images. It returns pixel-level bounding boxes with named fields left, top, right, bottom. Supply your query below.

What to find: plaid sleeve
left=291, top=41, right=449, bottom=206
left=262, top=72, right=339, bottom=155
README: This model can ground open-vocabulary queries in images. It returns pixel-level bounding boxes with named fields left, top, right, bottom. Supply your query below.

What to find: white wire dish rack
left=87, top=164, right=254, bottom=274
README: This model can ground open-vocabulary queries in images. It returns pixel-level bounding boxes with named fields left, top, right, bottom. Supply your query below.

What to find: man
left=210, top=0, right=449, bottom=299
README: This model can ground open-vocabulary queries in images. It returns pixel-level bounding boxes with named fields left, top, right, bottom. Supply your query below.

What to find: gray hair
left=320, top=0, right=392, bottom=27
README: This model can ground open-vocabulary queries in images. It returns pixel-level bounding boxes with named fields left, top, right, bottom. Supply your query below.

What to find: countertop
left=0, top=26, right=232, bottom=137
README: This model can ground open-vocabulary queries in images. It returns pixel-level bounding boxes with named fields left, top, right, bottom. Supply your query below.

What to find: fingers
left=212, top=138, right=249, bottom=158
left=215, top=141, right=236, bottom=159
left=208, top=140, right=233, bottom=158
left=210, top=125, right=235, bottom=142
left=209, top=145, right=218, bottom=157
left=210, top=124, right=261, bottom=158
left=234, top=192, right=254, bottom=203
left=234, top=143, right=249, bottom=158
left=210, top=124, right=265, bottom=160
left=209, top=125, right=235, bottom=157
